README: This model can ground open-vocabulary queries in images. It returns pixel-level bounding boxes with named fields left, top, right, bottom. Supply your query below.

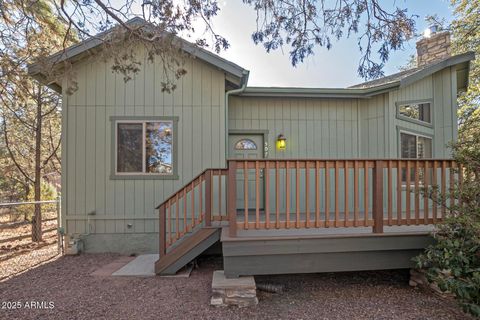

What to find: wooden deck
left=221, top=227, right=435, bottom=278
left=155, top=159, right=459, bottom=276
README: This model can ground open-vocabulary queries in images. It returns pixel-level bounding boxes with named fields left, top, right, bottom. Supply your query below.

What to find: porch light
left=276, top=134, right=286, bottom=150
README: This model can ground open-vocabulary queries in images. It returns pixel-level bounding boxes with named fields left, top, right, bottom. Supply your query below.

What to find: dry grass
left=0, top=210, right=59, bottom=281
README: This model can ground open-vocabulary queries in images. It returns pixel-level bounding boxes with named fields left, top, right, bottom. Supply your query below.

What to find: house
left=29, top=18, right=474, bottom=277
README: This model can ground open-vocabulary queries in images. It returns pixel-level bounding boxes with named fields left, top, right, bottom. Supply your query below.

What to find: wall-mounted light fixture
left=276, top=134, right=286, bottom=150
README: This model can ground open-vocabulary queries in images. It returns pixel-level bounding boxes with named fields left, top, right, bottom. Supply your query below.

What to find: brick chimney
left=416, top=30, right=451, bottom=67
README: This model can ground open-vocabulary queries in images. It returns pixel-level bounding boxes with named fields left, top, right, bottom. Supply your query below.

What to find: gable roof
left=28, top=18, right=474, bottom=97
left=238, top=52, right=474, bottom=99
left=349, top=51, right=474, bottom=89
left=28, top=17, right=248, bottom=92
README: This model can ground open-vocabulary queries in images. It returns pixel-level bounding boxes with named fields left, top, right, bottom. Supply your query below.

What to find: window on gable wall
left=397, top=102, right=432, bottom=124
left=116, top=120, right=174, bottom=175
left=400, top=132, right=432, bottom=183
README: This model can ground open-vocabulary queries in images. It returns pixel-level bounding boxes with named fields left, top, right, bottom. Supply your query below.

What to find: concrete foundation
left=79, top=233, right=158, bottom=254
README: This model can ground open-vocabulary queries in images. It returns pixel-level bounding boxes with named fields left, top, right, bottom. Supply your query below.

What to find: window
left=397, top=102, right=432, bottom=124
left=400, top=132, right=432, bottom=182
left=234, top=139, right=257, bottom=150
left=116, top=120, right=174, bottom=175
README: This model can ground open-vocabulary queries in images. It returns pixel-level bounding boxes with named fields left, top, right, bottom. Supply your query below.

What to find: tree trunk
left=32, top=89, right=43, bottom=242
left=24, top=181, right=30, bottom=221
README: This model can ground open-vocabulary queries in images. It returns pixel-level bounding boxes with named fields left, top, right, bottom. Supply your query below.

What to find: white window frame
left=399, top=130, right=433, bottom=159
left=399, top=130, right=433, bottom=185
left=115, top=119, right=174, bottom=176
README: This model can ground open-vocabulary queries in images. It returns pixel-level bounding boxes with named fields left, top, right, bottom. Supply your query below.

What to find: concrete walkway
left=112, top=254, right=159, bottom=277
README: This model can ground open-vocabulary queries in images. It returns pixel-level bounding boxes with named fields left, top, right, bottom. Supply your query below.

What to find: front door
left=228, top=134, right=264, bottom=210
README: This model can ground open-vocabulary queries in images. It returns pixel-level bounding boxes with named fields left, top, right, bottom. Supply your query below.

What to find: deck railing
left=157, top=169, right=228, bottom=257
left=227, top=159, right=460, bottom=237
left=158, top=159, right=461, bottom=255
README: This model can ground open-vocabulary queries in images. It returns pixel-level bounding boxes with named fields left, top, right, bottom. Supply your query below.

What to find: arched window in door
left=234, top=139, right=257, bottom=150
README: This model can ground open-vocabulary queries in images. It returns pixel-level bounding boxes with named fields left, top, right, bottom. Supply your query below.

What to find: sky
left=198, top=0, right=455, bottom=88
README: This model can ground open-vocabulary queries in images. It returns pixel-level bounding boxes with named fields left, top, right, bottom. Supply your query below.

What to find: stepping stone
left=211, top=270, right=258, bottom=307
left=91, top=256, right=135, bottom=276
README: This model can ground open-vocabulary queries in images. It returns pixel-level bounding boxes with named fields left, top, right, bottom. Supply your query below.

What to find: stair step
left=155, top=227, right=220, bottom=275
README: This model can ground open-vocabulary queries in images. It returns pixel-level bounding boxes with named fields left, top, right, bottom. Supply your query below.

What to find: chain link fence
left=0, top=199, right=62, bottom=281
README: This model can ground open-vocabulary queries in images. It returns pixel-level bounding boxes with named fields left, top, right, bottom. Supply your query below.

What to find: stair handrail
left=158, top=167, right=228, bottom=258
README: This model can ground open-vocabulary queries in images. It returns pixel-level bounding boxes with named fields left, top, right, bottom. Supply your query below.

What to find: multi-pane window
left=397, top=102, right=432, bottom=124
left=400, top=132, right=432, bottom=182
left=116, top=121, right=174, bottom=175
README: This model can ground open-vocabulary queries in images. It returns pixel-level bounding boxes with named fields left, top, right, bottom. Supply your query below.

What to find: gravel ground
left=0, top=253, right=471, bottom=320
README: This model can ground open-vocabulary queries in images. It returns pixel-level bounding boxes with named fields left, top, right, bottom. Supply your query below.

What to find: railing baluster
left=424, top=161, right=429, bottom=225
left=255, top=161, right=260, bottom=229
left=414, top=160, right=420, bottom=225
left=335, top=161, right=339, bottom=227
left=190, top=181, right=195, bottom=231
left=218, top=171, right=222, bottom=218
left=387, top=160, right=392, bottom=226
left=441, top=160, right=446, bottom=219
left=354, top=161, right=359, bottom=227
left=296, top=161, right=300, bottom=228
left=199, top=175, right=203, bottom=223
left=406, top=160, right=411, bottom=225
left=228, top=160, right=237, bottom=237
left=286, top=160, right=290, bottom=229
left=364, top=160, right=368, bottom=226
left=372, top=160, right=384, bottom=233
left=450, top=160, right=455, bottom=213
left=315, top=161, right=320, bottom=228
left=244, top=161, right=249, bottom=229
left=168, top=200, right=172, bottom=245
left=344, top=161, right=349, bottom=227
left=175, top=193, right=180, bottom=240
left=306, top=161, right=310, bottom=228
left=275, top=161, right=280, bottom=229
left=159, top=204, right=166, bottom=258
left=325, top=161, right=330, bottom=227
left=397, top=160, right=402, bottom=226
left=205, top=170, right=212, bottom=227
left=183, top=187, right=187, bottom=233
left=265, top=161, right=270, bottom=229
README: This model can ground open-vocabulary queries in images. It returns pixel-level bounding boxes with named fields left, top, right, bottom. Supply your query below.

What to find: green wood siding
left=229, top=69, right=458, bottom=215
left=61, top=48, right=226, bottom=251
left=359, top=94, right=388, bottom=158
left=60, top=50, right=459, bottom=253
left=229, top=96, right=360, bottom=158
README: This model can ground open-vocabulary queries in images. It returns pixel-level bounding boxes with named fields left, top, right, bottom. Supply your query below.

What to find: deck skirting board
left=223, top=250, right=425, bottom=278
left=222, top=234, right=433, bottom=256
left=221, top=231, right=434, bottom=278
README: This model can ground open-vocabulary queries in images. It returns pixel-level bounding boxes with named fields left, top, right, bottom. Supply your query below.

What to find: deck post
left=227, top=160, right=237, bottom=237
left=159, top=204, right=166, bottom=258
left=372, top=160, right=384, bottom=233
left=205, top=170, right=212, bottom=227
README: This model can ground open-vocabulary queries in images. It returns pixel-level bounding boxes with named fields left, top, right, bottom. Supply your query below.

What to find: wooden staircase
left=154, top=227, right=220, bottom=275
left=154, top=169, right=228, bottom=275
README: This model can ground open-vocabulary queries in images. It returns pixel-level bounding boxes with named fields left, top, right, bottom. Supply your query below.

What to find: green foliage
left=415, top=121, right=480, bottom=315
left=452, top=0, right=480, bottom=127
left=414, top=1, right=480, bottom=316
left=415, top=214, right=480, bottom=316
